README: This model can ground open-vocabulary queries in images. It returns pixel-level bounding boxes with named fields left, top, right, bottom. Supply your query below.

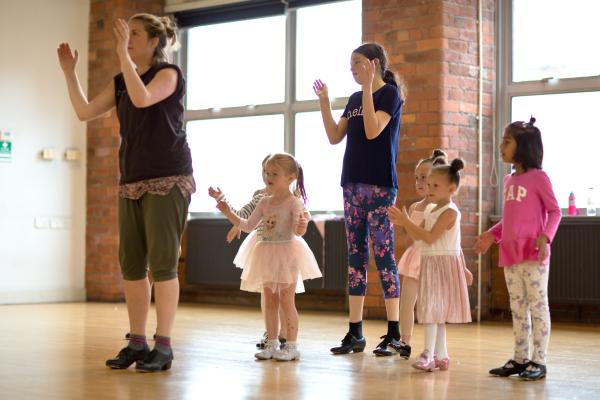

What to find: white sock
left=423, top=324, right=437, bottom=359
left=434, top=323, right=448, bottom=359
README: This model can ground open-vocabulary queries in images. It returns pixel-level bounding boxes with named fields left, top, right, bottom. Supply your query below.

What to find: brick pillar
left=86, top=0, right=164, bottom=301
left=362, top=0, right=496, bottom=319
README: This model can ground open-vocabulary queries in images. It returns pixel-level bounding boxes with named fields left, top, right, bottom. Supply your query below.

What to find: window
left=512, top=93, right=600, bottom=208
left=512, top=0, right=600, bottom=82
left=186, top=115, right=284, bottom=212
left=294, top=112, right=346, bottom=211
left=182, top=0, right=362, bottom=213
left=496, top=1, right=600, bottom=211
left=186, top=16, right=285, bottom=109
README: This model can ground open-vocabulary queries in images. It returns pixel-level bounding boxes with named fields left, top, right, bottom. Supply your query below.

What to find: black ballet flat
left=106, top=345, right=150, bottom=369
left=330, top=332, right=366, bottom=355
left=136, top=349, right=174, bottom=372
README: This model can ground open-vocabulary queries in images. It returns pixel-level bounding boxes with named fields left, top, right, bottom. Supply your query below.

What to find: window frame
left=495, top=0, right=600, bottom=213
left=178, top=3, right=354, bottom=216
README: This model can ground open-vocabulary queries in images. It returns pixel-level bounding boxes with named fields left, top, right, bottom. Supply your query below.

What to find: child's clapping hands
left=388, top=205, right=411, bottom=226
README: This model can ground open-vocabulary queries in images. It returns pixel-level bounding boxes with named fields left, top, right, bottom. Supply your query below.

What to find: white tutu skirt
left=233, top=231, right=322, bottom=294
left=417, top=254, right=472, bottom=324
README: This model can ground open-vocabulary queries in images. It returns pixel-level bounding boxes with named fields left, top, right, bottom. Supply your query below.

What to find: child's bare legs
left=278, top=306, right=288, bottom=339
left=261, top=292, right=288, bottom=339
left=263, top=287, right=280, bottom=340
left=278, top=284, right=298, bottom=342
left=400, top=276, right=419, bottom=344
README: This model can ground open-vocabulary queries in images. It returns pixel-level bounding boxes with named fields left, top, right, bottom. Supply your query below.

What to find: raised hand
left=388, top=205, right=409, bottom=226
left=312, top=79, right=329, bottom=99
left=208, top=186, right=224, bottom=201
left=356, top=59, right=376, bottom=89
left=57, top=43, right=78, bottom=73
left=226, top=226, right=242, bottom=243
left=216, top=200, right=230, bottom=214
left=473, top=231, right=495, bottom=254
left=113, top=18, right=130, bottom=61
left=296, top=214, right=308, bottom=236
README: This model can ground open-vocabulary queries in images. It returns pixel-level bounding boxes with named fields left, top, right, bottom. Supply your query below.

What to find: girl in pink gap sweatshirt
left=475, top=117, right=561, bottom=381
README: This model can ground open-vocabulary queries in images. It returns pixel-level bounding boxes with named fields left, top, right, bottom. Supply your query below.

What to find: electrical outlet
left=34, top=217, right=50, bottom=229
left=40, top=148, right=55, bottom=160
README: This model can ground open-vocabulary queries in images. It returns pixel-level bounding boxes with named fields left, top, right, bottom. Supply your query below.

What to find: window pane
left=512, top=0, right=600, bottom=82
left=187, top=115, right=284, bottom=212
left=511, top=92, right=600, bottom=208
left=186, top=16, right=285, bottom=109
left=296, top=0, right=362, bottom=101
left=295, top=111, right=346, bottom=211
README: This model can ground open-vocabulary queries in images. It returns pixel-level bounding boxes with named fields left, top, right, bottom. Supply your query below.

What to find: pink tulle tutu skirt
left=234, top=232, right=321, bottom=294
left=397, top=244, right=421, bottom=280
left=417, top=254, right=472, bottom=324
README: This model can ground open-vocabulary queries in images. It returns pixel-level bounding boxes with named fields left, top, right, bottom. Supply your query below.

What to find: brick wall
left=85, top=0, right=498, bottom=317
left=86, top=0, right=164, bottom=301
left=362, top=0, right=496, bottom=319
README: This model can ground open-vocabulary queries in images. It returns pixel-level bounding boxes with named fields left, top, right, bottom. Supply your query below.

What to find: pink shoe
left=434, top=356, right=450, bottom=371
left=412, top=353, right=436, bottom=372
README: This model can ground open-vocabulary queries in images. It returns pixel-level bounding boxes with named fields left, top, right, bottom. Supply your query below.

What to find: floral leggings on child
left=343, top=183, right=400, bottom=299
left=504, top=261, right=551, bottom=364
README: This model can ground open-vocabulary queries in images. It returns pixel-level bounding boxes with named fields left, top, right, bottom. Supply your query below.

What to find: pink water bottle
left=568, top=192, right=577, bottom=216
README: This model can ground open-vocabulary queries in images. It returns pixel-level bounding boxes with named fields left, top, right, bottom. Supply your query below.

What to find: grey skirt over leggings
left=118, top=186, right=190, bottom=282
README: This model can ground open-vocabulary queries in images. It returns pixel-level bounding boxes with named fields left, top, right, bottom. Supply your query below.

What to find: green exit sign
left=0, top=140, right=12, bottom=161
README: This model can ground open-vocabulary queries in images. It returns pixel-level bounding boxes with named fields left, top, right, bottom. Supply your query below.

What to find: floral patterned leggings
left=504, top=262, right=551, bottom=364
left=343, top=183, right=400, bottom=299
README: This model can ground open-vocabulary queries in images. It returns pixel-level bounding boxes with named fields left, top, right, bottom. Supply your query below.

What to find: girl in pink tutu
left=396, top=149, right=447, bottom=359
left=216, top=153, right=322, bottom=361
left=389, top=158, right=473, bottom=372
left=208, top=155, right=310, bottom=350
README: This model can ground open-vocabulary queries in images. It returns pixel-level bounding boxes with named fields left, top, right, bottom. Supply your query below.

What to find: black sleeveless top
left=114, top=63, right=193, bottom=184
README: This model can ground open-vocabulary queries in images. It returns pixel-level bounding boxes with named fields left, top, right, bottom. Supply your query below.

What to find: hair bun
left=529, top=116, right=536, bottom=125
left=432, top=149, right=447, bottom=158
left=450, top=158, right=464, bottom=172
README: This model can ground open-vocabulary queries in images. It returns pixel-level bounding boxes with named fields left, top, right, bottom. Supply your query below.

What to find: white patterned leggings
left=504, top=262, right=551, bottom=364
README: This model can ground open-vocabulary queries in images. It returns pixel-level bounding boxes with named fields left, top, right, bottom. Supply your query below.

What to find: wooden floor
left=0, top=303, right=599, bottom=400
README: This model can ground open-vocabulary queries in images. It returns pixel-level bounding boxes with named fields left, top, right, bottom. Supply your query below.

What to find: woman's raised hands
left=57, top=43, right=78, bottom=73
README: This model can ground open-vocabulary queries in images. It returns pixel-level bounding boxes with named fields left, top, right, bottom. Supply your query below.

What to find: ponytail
left=295, top=164, right=307, bottom=204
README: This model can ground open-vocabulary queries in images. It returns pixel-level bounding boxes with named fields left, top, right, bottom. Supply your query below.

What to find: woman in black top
left=57, top=13, right=194, bottom=372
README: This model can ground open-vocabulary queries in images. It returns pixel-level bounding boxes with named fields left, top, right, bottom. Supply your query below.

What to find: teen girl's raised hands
left=355, top=59, right=377, bottom=89
left=312, top=79, right=329, bottom=99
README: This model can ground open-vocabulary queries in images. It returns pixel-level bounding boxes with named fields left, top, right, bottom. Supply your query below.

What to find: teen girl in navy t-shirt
left=314, top=43, right=405, bottom=357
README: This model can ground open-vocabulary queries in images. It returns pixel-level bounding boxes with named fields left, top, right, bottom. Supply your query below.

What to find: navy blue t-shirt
left=340, top=84, right=402, bottom=188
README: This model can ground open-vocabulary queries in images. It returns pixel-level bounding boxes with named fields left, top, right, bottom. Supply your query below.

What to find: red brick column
left=86, top=0, right=164, bottom=301
left=362, top=0, right=496, bottom=319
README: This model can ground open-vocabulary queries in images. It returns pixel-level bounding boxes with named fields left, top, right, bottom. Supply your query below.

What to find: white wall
left=0, top=0, right=89, bottom=303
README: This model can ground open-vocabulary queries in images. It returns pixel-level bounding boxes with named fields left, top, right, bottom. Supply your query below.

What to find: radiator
left=548, top=220, right=600, bottom=305
left=186, top=218, right=348, bottom=290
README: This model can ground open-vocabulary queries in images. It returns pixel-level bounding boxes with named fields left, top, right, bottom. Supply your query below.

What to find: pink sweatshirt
left=489, top=169, right=561, bottom=267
